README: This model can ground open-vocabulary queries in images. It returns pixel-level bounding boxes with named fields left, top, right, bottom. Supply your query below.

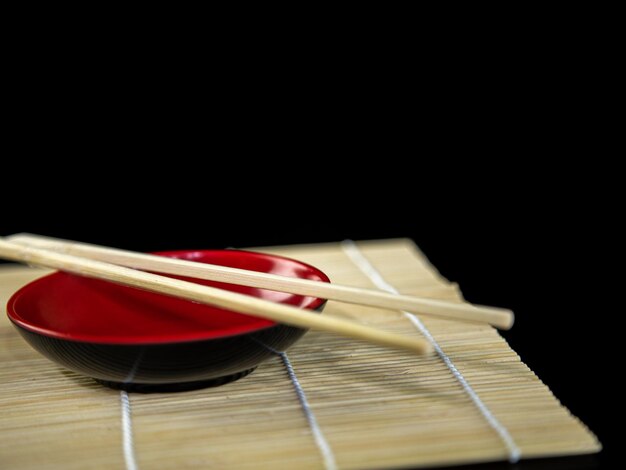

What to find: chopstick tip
left=500, top=310, right=515, bottom=330
left=411, top=340, right=434, bottom=356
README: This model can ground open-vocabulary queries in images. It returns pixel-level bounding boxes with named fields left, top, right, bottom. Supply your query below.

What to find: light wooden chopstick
left=6, top=233, right=514, bottom=329
left=0, top=238, right=432, bottom=355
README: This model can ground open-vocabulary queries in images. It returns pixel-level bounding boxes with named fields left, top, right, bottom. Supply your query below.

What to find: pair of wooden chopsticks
left=0, top=234, right=514, bottom=356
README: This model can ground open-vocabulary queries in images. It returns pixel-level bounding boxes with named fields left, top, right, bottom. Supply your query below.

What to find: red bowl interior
left=7, top=250, right=330, bottom=345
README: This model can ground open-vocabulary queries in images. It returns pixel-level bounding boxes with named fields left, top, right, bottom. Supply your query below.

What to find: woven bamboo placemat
left=0, top=239, right=600, bottom=469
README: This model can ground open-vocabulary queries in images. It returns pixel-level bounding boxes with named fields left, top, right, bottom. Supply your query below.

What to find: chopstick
left=6, top=233, right=515, bottom=329
left=0, top=238, right=432, bottom=355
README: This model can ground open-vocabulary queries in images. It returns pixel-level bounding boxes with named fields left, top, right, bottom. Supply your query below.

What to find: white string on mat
left=249, top=337, right=337, bottom=470
left=117, top=342, right=335, bottom=470
left=341, top=240, right=521, bottom=464
left=120, top=391, right=139, bottom=470
left=279, top=352, right=338, bottom=470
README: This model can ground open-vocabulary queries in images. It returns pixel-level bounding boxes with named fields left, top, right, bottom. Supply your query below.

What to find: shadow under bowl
left=7, top=249, right=329, bottom=392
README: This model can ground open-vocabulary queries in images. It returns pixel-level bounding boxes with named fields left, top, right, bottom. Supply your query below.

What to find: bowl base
left=94, top=367, right=257, bottom=393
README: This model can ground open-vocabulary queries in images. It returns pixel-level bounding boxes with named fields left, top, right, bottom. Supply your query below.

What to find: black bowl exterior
left=12, top=303, right=324, bottom=389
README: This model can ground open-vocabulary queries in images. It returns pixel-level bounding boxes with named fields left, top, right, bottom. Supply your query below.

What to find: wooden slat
left=0, top=240, right=600, bottom=469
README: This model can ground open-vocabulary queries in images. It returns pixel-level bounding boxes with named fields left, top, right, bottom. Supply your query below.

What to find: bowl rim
left=6, top=249, right=330, bottom=345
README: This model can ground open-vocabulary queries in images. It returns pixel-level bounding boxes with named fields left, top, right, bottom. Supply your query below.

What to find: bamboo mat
left=0, top=239, right=600, bottom=469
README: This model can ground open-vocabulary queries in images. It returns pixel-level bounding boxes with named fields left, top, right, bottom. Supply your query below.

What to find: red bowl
left=7, top=250, right=329, bottom=392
